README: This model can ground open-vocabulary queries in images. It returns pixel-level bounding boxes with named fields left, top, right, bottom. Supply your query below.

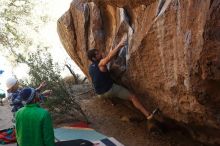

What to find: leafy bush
left=17, top=48, right=88, bottom=122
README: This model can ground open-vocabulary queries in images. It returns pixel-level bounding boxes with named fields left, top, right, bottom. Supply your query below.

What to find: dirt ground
left=0, top=103, right=16, bottom=146
left=54, top=95, right=206, bottom=146
left=0, top=90, right=206, bottom=146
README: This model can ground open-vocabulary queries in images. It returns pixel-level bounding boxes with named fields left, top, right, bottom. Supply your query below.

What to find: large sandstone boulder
left=57, top=0, right=220, bottom=144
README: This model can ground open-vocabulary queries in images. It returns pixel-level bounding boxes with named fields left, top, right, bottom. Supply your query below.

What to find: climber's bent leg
left=128, top=95, right=152, bottom=119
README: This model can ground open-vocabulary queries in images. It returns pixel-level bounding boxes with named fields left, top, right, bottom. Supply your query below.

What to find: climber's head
left=87, top=49, right=102, bottom=62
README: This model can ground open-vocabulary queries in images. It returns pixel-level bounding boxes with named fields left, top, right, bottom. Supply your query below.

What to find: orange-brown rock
left=57, top=0, right=220, bottom=144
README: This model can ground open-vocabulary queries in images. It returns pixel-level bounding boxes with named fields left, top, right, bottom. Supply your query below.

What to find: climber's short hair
left=87, top=49, right=98, bottom=62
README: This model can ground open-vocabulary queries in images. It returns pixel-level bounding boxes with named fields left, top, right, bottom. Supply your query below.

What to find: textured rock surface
left=57, top=0, right=220, bottom=144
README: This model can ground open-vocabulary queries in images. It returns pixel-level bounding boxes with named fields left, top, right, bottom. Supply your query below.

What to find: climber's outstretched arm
left=99, top=36, right=127, bottom=72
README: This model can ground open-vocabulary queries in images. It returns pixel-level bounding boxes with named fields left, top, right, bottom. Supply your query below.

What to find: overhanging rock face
left=57, top=0, right=220, bottom=144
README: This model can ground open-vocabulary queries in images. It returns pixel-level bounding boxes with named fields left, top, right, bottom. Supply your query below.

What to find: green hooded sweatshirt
left=16, top=104, right=55, bottom=146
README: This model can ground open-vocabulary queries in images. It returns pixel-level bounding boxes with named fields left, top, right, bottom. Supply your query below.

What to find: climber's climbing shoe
left=147, top=108, right=160, bottom=120
left=152, top=108, right=160, bottom=116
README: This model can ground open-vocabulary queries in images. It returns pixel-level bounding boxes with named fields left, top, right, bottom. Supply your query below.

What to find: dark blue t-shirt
left=89, top=61, right=113, bottom=94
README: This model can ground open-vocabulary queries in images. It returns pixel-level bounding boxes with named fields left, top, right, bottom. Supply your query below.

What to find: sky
left=0, top=0, right=84, bottom=90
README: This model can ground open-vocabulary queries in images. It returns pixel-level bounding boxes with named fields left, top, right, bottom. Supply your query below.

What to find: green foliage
left=0, top=0, right=33, bottom=48
left=0, top=0, right=88, bottom=122
left=16, top=48, right=88, bottom=122
left=0, top=0, right=49, bottom=57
